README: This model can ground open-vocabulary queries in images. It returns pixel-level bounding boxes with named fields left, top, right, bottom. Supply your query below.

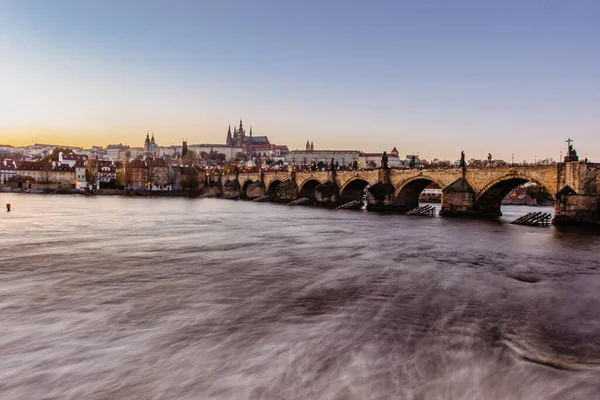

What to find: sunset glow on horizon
left=1, top=0, right=599, bottom=161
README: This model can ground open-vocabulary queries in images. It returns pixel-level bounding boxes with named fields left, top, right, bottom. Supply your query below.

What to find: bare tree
left=117, top=160, right=132, bottom=190
left=168, top=166, right=180, bottom=190
left=84, top=158, right=98, bottom=190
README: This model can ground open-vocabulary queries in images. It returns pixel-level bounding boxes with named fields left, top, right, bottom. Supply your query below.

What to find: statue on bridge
left=409, top=155, right=416, bottom=168
left=564, top=138, right=579, bottom=162
left=330, top=158, right=335, bottom=172
left=460, top=151, right=466, bottom=169
left=381, top=151, right=389, bottom=170
left=566, top=145, right=579, bottom=162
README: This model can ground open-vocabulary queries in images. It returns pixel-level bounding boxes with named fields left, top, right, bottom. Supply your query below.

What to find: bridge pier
left=205, top=173, right=223, bottom=196
left=314, top=181, right=339, bottom=206
left=275, top=180, right=298, bottom=202
left=439, top=178, right=478, bottom=217
left=246, top=182, right=265, bottom=199
left=554, top=192, right=600, bottom=225
left=552, top=162, right=600, bottom=225
left=366, top=182, right=398, bottom=211
left=223, top=180, right=241, bottom=198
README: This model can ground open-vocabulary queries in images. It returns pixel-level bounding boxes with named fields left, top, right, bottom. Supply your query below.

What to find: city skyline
left=1, top=1, right=599, bottom=161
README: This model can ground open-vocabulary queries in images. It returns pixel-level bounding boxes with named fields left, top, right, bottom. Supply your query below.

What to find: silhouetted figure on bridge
left=566, top=145, right=579, bottom=162
left=409, top=155, right=416, bottom=168
left=381, top=151, right=389, bottom=170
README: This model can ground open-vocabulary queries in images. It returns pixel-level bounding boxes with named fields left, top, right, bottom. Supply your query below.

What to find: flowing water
left=1, top=193, right=600, bottom=400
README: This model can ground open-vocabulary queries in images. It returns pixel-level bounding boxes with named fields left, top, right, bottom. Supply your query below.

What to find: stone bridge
left=209, top=161, right=600, bottom=225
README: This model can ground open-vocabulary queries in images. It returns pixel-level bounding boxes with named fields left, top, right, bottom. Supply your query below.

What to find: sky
left=0, top=0, right=598, bottom=161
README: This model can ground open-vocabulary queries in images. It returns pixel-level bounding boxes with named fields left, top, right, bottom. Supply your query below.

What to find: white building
left=107, top=144, right=129, bottom=160
left=189, top=144, right=246, bottom=161
left=75, top=165, right=88, bottom=190
left=359, top=147, right=401, bottom=168
left=1, top=160, right=17, bottom=184
left=286, top=150, right=360, bottom=167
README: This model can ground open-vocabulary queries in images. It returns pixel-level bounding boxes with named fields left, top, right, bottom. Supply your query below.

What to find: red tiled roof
left=129, top=159, right=147, bottom=168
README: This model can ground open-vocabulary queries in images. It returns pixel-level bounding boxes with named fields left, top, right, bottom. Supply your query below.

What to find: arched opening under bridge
left=476, top=177, right=554, bottom=217
left=241, top=180, right=253, bottom=198
left=394, top=178, right=440, bottom=211
left=266, top=180, right=282, bottom=196
left=298, top=179, right=321, bottom=201
left=339, top=179, right=370, bottom=205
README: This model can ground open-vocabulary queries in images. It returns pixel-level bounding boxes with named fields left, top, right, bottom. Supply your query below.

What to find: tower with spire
left=143, top=131, right=160, bottom=157
left=226, top=125, right=233, bottom=146
left=234, top=119, right=246, bottom=146
left=144, top=131, right=151, bottom=151
left=224, top=119, right=270, bottom=148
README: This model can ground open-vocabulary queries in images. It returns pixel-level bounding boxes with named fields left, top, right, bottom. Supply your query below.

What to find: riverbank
left=1, top=187, right=201, bottom=197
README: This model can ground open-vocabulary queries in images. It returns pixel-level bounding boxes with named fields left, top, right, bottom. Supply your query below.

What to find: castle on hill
left=225, top=119, right=270, bottom=147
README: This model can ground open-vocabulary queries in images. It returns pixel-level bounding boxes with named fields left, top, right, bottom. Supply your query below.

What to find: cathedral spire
left=250, top=126, right=252, bottom=137
left=226, top=125, right=233, bottom=146
left=310, top=141, right=314, bottom=151
left=306, top=140, right=310, bottom=151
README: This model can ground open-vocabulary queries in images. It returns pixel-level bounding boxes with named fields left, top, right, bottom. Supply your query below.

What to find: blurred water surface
left=1, top=193, right=600, bottom=400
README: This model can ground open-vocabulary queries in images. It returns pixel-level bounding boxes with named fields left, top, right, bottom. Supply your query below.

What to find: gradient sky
left=0, top=0, right=598, bottom=161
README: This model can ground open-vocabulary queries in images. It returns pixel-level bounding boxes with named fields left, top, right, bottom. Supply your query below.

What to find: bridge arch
left=475, top=174, right=555, bottom=217
left=266, top=179, right=282, bottom=196
left=339, top=178, right=371, bottom=204
left=298, top=179, right=321, bottom=200
left=241, top=179, right=254, bottom=198
left=394, top=176, right=444, bottom=210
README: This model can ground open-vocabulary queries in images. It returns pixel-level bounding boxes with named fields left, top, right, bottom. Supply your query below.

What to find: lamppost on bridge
left=560, top=151, right=563, bottom=162
left=534, top=156, right=537, bottom=165
left=511, top=153, right=515, bottom=166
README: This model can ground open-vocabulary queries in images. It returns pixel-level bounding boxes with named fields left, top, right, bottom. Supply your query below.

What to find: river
left=1, top=193, right=600, bottom=399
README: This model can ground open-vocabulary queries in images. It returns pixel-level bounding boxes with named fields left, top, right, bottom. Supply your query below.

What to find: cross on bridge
left=566, top=138, right=574, bottom=147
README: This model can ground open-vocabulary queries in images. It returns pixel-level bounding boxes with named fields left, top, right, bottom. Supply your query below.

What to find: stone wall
left=276, top=180, right=298, bottom=202
left=223, top=180, right=241, bottom=198
left=246, top=182, right=265, bottom=199
left=554, top=194, right=600, bottom=225
left=314, top=181, right=339, bottom=204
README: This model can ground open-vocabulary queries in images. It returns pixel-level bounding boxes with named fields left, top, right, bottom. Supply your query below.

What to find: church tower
left=306, top=140, right=310, bottom=151
left=236, top=119, right=245, bottom=145
left=226, top=125, right=233, bottom=146
left=144, top=131, right=151, bottom=152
